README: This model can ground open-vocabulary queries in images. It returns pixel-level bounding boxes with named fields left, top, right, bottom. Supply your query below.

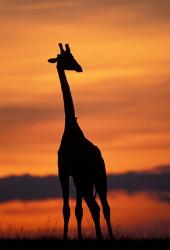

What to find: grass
left=0, top=237, right=169, bottom=249
left=0, top=223, right=169, bottom=249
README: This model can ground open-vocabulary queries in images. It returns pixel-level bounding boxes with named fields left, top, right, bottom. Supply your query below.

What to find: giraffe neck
left=57, top=67, right=76, bottom=124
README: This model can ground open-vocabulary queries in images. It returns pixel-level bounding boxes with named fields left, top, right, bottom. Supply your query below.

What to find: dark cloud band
left=0, top=165, right=169, bottom=203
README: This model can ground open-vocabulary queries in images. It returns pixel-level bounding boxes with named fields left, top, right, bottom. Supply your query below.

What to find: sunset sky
left=0, top=0, right=170, bottom=176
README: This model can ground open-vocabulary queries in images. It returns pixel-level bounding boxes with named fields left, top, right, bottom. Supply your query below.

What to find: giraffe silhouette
left=48, top=43, right=113, bottom=240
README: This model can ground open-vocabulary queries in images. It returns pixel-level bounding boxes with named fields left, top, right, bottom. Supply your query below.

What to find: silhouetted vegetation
left=0, top=237, right=169, bottom=249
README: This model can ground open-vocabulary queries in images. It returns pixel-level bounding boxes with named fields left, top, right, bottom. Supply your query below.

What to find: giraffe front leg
left=59, top=174, right=70, bottom=240
left=75, top=190, right=83, bottom=240
left=63, top=199, right=70, bottom=240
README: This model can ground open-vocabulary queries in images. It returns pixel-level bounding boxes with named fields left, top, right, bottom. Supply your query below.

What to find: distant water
left=0, top=191, right=169, bottom=239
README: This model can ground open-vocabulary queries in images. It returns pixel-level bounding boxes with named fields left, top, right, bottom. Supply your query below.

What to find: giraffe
left=48, top=43, right=113, bottom=240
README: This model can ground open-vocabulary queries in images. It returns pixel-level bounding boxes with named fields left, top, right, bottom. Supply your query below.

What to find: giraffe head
left=48, top=43, right=83, bottom=72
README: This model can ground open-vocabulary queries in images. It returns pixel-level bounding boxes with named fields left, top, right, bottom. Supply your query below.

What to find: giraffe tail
left=93, top=185, right=98, bottom=199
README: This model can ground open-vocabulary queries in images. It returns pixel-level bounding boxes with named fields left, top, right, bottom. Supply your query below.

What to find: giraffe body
left=58, top=120, right=106, bottom=188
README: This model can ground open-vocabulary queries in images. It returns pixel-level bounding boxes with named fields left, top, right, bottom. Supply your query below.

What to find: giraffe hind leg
left=96, top=182, right=113, bottom=240
left=83, top=189, right=102, bottom=240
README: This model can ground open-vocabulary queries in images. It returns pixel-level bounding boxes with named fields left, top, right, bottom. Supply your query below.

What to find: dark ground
left=0, top=238, right=169, bottom=249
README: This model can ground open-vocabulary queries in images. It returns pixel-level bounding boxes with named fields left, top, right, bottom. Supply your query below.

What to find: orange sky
left=0, top=0, right=170, bottom=176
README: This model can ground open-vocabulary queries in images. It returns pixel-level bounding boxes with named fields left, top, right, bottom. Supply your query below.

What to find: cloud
left=0, top=165, right=169, bottom=203
left=0, top=98, right=63, bottom=151
left=107, top=166, right=170, bottom=194
left=1, top=0, right=170, bottom=25
left=0, top=101, right=62, bottom=132
left=150, top=165, right=170, bottom=173
left=149, top=192, right=170, bottom=204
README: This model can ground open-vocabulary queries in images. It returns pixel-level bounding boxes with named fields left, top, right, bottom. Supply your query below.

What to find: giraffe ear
left=48, top=57, right=57, bottom=63
left=58, top=43, right=65, bottom=54
left=65, top=44, right=71, bottom=53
